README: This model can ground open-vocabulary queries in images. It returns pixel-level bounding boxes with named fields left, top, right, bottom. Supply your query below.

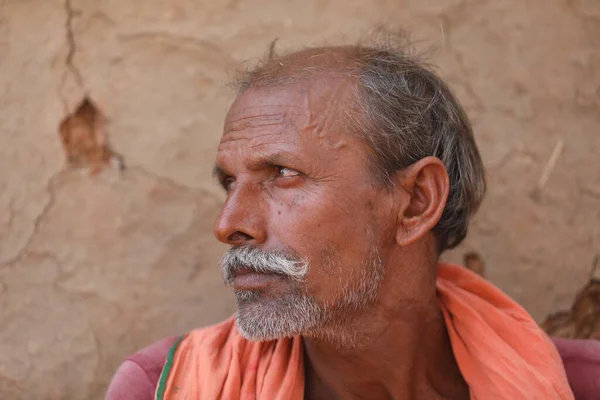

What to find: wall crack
left=64, top=0, right=84, bottom=89
left=0, top=174, right=62, bottom=269
left=129, top=166, right=224, bottom=204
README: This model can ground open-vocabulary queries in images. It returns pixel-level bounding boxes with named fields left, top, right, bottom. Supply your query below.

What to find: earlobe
left=394, top=157, right=450, bottom=247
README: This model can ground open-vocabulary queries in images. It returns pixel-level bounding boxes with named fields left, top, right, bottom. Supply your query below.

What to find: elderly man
left=107, top=41, right=599, bottom=399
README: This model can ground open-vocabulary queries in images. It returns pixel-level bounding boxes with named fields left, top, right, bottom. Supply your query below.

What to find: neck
left=302, top=257, right=469, bottom=400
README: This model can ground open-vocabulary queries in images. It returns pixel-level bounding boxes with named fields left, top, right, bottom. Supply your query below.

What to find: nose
left=214, top=183, right=267, bottom=246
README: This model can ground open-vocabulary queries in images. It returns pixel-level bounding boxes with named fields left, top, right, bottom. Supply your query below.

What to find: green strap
left=156, top=335, right=185, bottom=400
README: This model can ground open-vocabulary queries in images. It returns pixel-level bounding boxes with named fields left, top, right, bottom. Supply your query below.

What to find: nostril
left=228, top=231, right=254, bottom=243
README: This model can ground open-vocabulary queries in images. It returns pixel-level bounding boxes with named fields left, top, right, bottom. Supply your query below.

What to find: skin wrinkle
left=226, top=115, right=285, bottom=132
left=221, top=130, right=284, bottom=147
left=224, top=104, right=301, bottom=140
left=219, top=101, right=357, bottom=203
left=214, top=47, right=469, bottom=399
left=304, top=80, right=377, bottom=219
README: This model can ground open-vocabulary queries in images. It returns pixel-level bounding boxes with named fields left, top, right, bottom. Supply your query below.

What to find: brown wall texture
left=1, top=0, right=599, bottom=398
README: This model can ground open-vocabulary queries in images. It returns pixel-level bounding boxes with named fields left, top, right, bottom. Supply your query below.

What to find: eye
left=276, top=166, right=300, bottom=178
left=221, top=177, right=235, bottom=192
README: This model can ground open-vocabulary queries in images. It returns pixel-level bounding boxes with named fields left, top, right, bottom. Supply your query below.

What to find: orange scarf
left=156, top=264, right=574, bottom=399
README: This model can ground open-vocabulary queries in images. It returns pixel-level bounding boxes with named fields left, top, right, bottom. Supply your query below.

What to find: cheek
left=271, top=189, right=373, bottom=249
left=269, top=190, right=379, bottom=297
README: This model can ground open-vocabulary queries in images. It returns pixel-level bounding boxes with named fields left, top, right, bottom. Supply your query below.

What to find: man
left=107, top=40, right=598, bottom=399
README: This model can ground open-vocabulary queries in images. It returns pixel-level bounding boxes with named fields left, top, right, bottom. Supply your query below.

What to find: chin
left=235, top=314, right=288, bottom=342
left=233, top=290, right=324, bottom=341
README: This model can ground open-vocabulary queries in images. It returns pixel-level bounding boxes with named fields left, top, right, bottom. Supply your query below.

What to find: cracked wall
left=1, top=0, right=599, bottom=398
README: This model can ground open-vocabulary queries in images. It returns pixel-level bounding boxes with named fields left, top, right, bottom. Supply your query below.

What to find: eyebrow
left=258, top=152, right=296, bottom=167
left=212, top=165, right=226, bottom=179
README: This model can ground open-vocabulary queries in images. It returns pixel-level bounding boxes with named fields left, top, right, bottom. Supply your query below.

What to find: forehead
left=223, top=87, right=303, bottom=138
left=216, top=78, right=369, bottom=174
left=223, top=76, right=355, bottom=138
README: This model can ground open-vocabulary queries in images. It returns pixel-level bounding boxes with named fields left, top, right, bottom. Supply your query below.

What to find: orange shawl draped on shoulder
left=156, top=264, right=574, bottom=400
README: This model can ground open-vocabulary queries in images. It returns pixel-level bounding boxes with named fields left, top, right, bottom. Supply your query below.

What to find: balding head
left=235, top=46, right=366, bottom=91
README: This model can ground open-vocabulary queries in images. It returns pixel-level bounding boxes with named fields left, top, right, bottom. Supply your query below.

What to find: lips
left=232, top=266, right=278, bottom=290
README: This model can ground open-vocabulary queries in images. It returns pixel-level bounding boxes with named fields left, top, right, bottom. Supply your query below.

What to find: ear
left=393, top=157, right=450, bottom=247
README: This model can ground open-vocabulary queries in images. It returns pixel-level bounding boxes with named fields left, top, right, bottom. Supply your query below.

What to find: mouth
left=232, top=266, right=280, bottom=290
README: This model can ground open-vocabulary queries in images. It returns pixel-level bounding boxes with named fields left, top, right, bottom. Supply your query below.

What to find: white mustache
left=220, top=245, right=309, bottom=284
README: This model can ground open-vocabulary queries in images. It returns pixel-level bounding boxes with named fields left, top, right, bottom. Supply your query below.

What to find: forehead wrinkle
left=217, top=132, right=292, bottom=165
left=225, top=114, right=283, bottom=136
left=245, top=132, right=290, bottom=152
left=224, top=104, right=302, bottom=135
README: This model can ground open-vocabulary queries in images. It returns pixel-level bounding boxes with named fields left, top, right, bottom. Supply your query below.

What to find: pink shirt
left=106, top=336, right=599, bottom=399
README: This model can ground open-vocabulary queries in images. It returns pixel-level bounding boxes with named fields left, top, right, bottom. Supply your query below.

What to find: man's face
left=213, top=78, right=396, bottom=342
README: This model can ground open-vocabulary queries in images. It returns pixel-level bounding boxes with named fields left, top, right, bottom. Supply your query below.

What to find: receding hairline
left=232, top=44, right=413, bottom=92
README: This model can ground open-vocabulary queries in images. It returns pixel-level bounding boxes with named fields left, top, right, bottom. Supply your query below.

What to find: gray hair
left=221, top=245, right=309, bottom=284
left=233, top=37, right=486, bottom=252
left=220, top=244, right=384, bottom=346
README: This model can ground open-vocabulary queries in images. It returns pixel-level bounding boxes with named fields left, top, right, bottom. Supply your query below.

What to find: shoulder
left=105, top=336, right=179, bottom=400
left=105, top=318, right=236, bottom=400
left=551, top=337, right=600, bottom=400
